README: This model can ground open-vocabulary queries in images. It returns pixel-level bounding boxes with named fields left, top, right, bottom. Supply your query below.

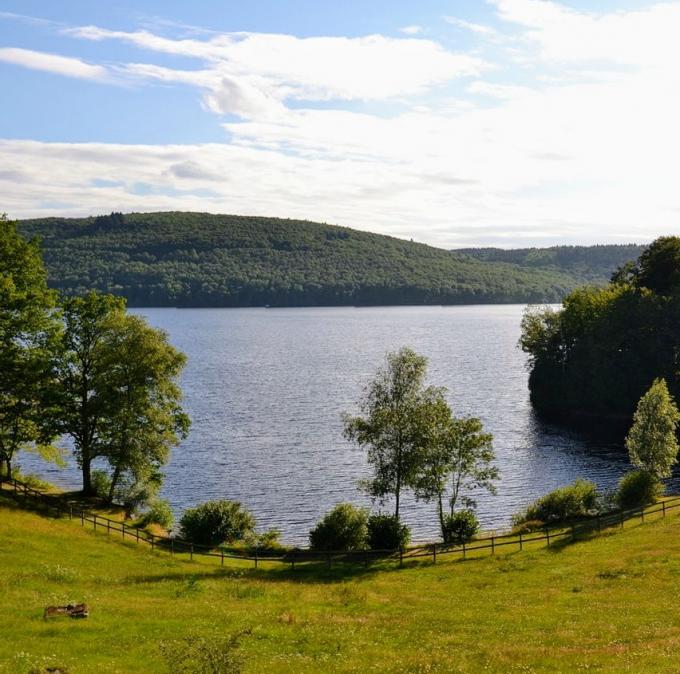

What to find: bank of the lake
left=20, top=305, right=662, bottom=545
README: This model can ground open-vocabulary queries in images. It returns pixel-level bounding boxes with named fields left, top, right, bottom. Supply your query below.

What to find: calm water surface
left=24, top=305, right=641, bottom=544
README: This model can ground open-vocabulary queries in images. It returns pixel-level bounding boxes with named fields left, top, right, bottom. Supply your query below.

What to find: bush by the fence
left=615, top=470, right=663, bottom=510
left=366, top=514, right=411, bottom=550
left=442, top=510, right=479, bottom=544
left=511, top=519, right=546, bottom=535
left=138, top=499, right=175, bottom=529
left=180, top=500, right=256, bottom=547
left=309, top=503, right=368, bottom=551
left=91, top=470, right=112, bottom=500
left=512, top=479, right=599, bottom=526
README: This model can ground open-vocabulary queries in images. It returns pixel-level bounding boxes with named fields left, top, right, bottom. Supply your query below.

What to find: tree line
left=19, top=211, right=588, bottom=307
left=0, top=214, right=189, bottom=512
left=521, top=236, right=680, bottom=428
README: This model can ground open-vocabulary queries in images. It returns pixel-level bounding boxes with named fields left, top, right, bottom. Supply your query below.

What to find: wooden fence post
left=81, top=510, right=84, bottom=526
left=663, top=501, right=667, bottom=518
left=641, top=508, right=645, bottom=523
left=399, top=548, right=404, bottom=568
left=151, top=534, right=155, bottom=551
left=491, top=536, right=495, bottom=555
left=432, top=543, right=437, bottom=564
left=255, top=549, right=258, bottom=569
left=620, top=511, right=624, bottom=529
left=107, top=519, right=110, bottom=534
left=190, top=543, right=193, bottom=561
left=69, top=506, right=73, bottom=521
left=122, top=522, right=125, bottom=540
left=462, top=542, right=466, bottom=560
left=519, top=533, right=523, bottom=551
left=93, top=514, right=97, bottom=531
left=221, top=549, right=224, bottom=567
left=545, top=529, right=550, bottom=547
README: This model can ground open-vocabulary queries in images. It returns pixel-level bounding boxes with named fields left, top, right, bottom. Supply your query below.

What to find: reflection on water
left=21, top=305, right=665, bottom=545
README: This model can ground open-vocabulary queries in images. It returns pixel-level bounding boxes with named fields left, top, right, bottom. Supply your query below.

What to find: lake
left=22, top=305, right=638, bottom=544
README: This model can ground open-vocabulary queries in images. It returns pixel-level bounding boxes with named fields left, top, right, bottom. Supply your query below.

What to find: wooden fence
left=3, top=476, right=680, bottom=571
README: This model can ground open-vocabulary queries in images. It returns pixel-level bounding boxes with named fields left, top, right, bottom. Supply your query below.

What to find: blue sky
left=1, top=0, right=678, bottom=247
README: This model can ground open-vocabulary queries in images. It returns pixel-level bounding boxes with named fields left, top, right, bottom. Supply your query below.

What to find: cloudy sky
left=1, top=0, right=679, bottom=248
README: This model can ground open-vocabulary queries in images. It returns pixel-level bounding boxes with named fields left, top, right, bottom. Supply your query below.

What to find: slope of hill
left=18, top=211, right=592, bottom=307
left=3, top=494, right=680, bottom=673
left=458, top=244, right=646, bottom=283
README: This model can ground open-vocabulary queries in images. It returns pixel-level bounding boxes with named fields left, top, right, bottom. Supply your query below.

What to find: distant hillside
left=458, top=244, right=646, bottom=283
left=18, top=212, right=627, bottom=307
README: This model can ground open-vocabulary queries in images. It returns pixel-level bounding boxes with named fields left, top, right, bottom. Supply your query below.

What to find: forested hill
left=458, top=244, right=646, bottom=282
left=17, top=212, right=633, bottom=307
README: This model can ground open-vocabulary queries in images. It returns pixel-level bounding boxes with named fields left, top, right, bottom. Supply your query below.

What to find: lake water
left=22, top=305, right=640, bottom=544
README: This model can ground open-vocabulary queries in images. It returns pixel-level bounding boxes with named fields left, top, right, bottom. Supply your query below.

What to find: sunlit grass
left=3, top=493, right=680, bottom=672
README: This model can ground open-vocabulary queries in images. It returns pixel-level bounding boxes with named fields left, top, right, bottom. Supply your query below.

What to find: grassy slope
left=4, top=497, right=680, bottom=673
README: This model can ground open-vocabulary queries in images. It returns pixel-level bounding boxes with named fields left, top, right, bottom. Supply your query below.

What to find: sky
left=1, top=0, right=679, bottom=248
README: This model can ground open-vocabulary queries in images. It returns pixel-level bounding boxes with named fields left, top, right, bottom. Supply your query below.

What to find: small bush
left=139, top=499, right=175, bottom=530
left=615, top=470, right=663, bottom=510
left=159, top=631, right=248, bottom=674
left=511, top=519, right=545, bottom=535
left=180, top=500, right=256, bottom=547
left=512, top=479, right=599, bottom=526
left=309, top=503, right=368, bottom=551
left=367, top=514, right=411, bottom=550
left=91, top=470, right=112, bottom=499
left=442, top=510, right=479, bottom=544
left=13, top=470, right=52, bottom=491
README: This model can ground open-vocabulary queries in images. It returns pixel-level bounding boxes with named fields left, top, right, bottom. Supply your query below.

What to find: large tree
left=53, top=292, right=189, bottom=497
left=626, top=378, right=680, bottom=481
left=99, top=314, right=190, bottom=503
left=0, top=215, right=58, bottom=478
left=415, top=415, right=497, bottom=540
left=343, top=347, right=445, bottom=520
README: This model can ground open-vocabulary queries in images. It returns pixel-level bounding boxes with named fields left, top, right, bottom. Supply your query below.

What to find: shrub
left=159, top=632, right=247, bottom=674
left=513, top=479, right=599, bottom=526
left=180, top=500, right=256, bottom=547
left=13, top=470, right=52, bottom=491
left=309, top=503, right=368, bottom=551
left=367, top=514, right=411, bottom=550
left=511, top=519, right=545, bottom=535
left=615, top=470, right=663, bottom=510
left=442, top=510, right=479, bottom=544
left=91, top=470, right=112, bottom=499
left=139, top=499, right=175, bottom=529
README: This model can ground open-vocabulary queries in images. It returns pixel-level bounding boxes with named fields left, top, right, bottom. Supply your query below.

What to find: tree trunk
left=438, top=493, right=446, bottom=540
left=108, top=464, right=121, bottom=503
left=81, top=453, right=94, bottom=496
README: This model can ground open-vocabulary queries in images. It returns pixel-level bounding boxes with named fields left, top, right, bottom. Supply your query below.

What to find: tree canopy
left=16, top=211, right=637, bottom=307
left=520, top=236, right=680, bottom=428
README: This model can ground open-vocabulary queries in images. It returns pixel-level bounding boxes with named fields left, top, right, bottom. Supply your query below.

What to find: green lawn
left=3, top=495, right=680, bottom=673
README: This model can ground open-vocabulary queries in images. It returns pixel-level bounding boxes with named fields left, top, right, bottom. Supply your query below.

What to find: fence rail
left=3, top=476, right=680, bottom=571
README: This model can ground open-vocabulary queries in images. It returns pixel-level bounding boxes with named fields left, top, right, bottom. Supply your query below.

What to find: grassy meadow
left=4, top=495, right=680, bottom=673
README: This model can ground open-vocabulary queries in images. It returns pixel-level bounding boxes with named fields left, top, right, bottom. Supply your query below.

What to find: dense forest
left=18, top=212, right=640, bottom=307
left=459, top=244, right=646, bottom=282
left=521, top=236, right=680, bottom=431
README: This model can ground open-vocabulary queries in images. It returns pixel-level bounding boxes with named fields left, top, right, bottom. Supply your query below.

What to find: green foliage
left=0, top=214, right=58, bottom=477
left=179, top=500, right=256, bottom=547
left=615, top=470, right=663, bottom=510
left=91, top=469, right=112, bottom=499
left=17, top=211, right=595, bottom=307
left=138, top=499, right=175, bottom=529
left=441, top=509, right=479, bottom=545
left=626, top=379, right=680, bottom=480
left=511, top=519, right=546, bottom=535
left=344, top=347, right=445, bottom=519
left=366, top=514, right=411, bottom=550
left=520, top=237, right=680, bottom=426
left=159, top=632, right=247, bottom=674
left=12, top=470, right=52, bottom=491
left=308, top=503, right=369, bottom=551
left=513, top=479, right=599, bottom=526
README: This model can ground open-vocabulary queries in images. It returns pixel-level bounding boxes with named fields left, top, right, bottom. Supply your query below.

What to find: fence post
left=170, top=538, right=174, bottom=556
left=107, top=519, right=110, bottom=534
left=136, top=527, right=139, bottom=543
left=491, top=536, right=495, bottom=555
left=432, top=543, right=437, bottom=564
left=151, top=534, right=155, bottom=551
left=69, top=506, right=73, bottom=521
left=663, top=501, right=667, bottom=518
left=221, top=548, right=224, bottom=567
left=81, top=510, right=84, bottom=526
left=641, top=507, right=645, bottom=523
left=462, top=541, right=466, bottom=560
left=190, top=543, right=193, bottom=561
left=255, top=549, right=258, bottom=569
left=545, top=529, right=550, bottom=548
left=519, top=532, right=523, bottom=551
left=620, top=511, right=624, bottom=529
left=399, top=548, right=404, bottom=568
left=122, top=522, right=125, bottom=540
left=93, top=514, right=97, bottom=531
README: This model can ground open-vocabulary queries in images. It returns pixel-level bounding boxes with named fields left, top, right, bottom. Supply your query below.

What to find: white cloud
left=399, top=25, right=423, bottom=35
left=3, top=3, right=680, bottom=247
left=0, top=47, right=109, bottom=81
left=443, top=16, right=498, bottom=36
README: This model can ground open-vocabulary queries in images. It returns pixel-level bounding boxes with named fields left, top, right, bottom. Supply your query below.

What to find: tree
left=98, top=314, right=190, bottom=502
left=415, top=415, right=497, bottom=540
left=343, top=347, right=445, bottom=520
left=51, top=292, right=127, bottom=494
left=625, top=378, right=680, bottom=480
left=634, top=236, right=680, bottom=295
left=0, top=215, right=58, bottom=478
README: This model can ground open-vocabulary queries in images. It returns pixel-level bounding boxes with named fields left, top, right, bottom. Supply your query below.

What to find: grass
left=4, top=495, right=680, bottom=673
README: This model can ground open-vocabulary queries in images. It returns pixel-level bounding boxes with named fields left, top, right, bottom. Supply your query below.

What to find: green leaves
left=626, top=378, right=680, bottom=480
